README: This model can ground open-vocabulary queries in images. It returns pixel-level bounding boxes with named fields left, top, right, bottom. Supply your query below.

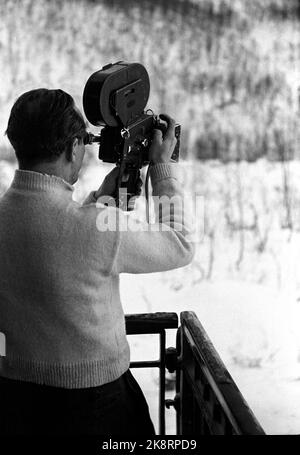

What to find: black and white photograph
left=0, top=0, right=299, bottom=443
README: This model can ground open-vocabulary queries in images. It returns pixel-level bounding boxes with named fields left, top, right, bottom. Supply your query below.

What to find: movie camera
left=82, top=61, right=180, bottom=211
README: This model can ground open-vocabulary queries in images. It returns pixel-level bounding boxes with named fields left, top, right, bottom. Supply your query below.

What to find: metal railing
left=125, top=312, right=178, bottom=436
left=176, top=311, right=265, bottom=435
left=125, top=311, right=265, bottom=435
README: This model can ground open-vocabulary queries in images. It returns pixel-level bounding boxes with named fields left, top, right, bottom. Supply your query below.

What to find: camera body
left=82, top=61, right=180, bottom=210
left=98, top=114, right=180, bottom=167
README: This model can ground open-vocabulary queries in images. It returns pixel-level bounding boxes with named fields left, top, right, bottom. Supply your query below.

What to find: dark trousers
left=0, top=369, right=155, bottom=435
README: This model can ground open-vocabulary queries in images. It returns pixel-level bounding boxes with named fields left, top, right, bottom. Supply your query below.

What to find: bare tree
left=274, top=128, right=293, bottom=232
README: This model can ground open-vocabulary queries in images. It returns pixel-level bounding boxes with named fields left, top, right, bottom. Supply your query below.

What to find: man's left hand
left=94, top=166, right=120, bottom=199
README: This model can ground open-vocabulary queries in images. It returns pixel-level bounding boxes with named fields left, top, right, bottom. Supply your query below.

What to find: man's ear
left=71, top=137, right=79, bottom=163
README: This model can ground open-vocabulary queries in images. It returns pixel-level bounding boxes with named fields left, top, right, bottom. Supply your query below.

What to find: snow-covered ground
left=1, top=155, right=300, bottom=434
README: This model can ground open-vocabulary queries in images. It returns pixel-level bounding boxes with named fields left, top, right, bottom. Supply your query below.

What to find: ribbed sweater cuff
left=149, top=162, right=181, bottom=183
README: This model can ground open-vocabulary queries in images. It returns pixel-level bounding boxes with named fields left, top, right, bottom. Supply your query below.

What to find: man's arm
left=110, top=161, right=195, bottom=274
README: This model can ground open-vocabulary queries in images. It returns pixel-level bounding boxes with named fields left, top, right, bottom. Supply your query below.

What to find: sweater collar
left=11, top=169, right=74, bottom=194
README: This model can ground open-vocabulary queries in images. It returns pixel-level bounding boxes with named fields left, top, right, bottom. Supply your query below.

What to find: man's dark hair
left=6, top=88, right=86, bottom=165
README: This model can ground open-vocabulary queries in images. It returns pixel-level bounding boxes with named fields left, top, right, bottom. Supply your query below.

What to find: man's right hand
left=149, top=114, right=177, bottom=164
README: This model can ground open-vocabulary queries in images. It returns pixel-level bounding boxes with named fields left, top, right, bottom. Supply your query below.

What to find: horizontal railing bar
left=126, top=312, right=178, bottom=335
left=130, top=360, right=160, bottom=368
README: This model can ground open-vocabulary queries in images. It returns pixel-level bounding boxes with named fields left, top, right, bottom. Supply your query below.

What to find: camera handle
left=116, top=145, right=141, bottom=211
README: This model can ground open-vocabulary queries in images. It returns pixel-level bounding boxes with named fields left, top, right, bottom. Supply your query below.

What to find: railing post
left=176, top=327, right=181, bottom=435
left=159, top=330, right=166, bottom=436
left=125, top=312, right=178, bottom=435
left=176, top=325, right=194, bottom=434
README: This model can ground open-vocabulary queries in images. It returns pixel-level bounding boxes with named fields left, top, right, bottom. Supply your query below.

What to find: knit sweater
left=0, top=163, right=195, bottom=388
